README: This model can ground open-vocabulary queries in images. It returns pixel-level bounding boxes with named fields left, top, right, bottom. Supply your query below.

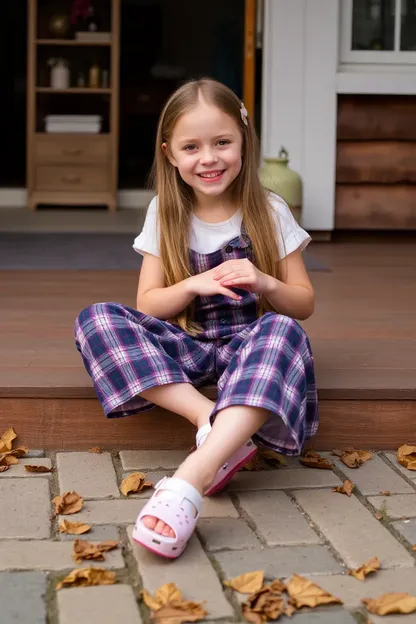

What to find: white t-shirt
left=133, top=192, right=311, bottom=259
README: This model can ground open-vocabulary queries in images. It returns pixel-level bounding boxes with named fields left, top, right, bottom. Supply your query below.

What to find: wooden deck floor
left=1, top=240, right=415, bottom=449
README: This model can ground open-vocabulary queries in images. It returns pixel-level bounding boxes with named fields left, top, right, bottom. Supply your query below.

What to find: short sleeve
left=132, top=196, right=160, bottom=257
left=268, top=192, right=311, bottom=259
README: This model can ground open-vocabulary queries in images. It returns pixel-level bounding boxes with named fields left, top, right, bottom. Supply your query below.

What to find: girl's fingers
left=222, top=277, right=252, bottom=286
left=213, top=269, right=234, bottom=281
left=219, top=287, right=242, bottom=301
left=219, top=271, right=243, bottom=284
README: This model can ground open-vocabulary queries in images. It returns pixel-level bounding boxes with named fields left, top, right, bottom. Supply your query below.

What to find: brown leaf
left=52, top=491, right=84, bottom=515
left=362, top=593, right=416, bottom=615
left=0, top=447, right=28, bottom=466
left=285, top=603, right=296, bottom=617
left=59, top=520, right=91, bottom=535
left=0, top=465, right=10, bottom=472
left=340, top=448, right=373, bottom=469
left=286, top=574, right=343, bottom=608
left=413, top=544, right=416, bottom=551
left=241, top=605, right=264, bottom=624
left=0, top=427, right=17, bottom=453
left=72, top=538, right=119, bottom=564
left=299, top=450, right=333, bottom=470
left=152, top=602, right=207, bottom=624
left=0, top=455, right=19, bottom=466
left=348, top=557, right=381, bottom=581
left=242, top=581, right=287, bottom=623
left=379, top=491, right=391, bottom=496
left=333, top=480, right=355, bottom=497
left=224, top=571, right=265, bottom=594
left=243, top=457, right=262, bottom=471
left=24, top=465, right=53, bottom=473
left=141, top=584, right=207, bottom=624
left=88, top=446, right=102, bottom=453
left=56, top=567, right=116, bottom=589
left=375, top=512, right=383, bottom=520
left=142, top=583, right=184, bottom=610
left=397, top=444, right=416, bottom=471
left=120, top=472, right=153, bottom=496
left=260, top=450, right=287, bottom=467
left=331, top=449, right=344, bottom=457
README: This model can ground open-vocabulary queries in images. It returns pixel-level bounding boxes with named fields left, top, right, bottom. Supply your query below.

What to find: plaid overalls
left=74, top=231, right=318, bottom=455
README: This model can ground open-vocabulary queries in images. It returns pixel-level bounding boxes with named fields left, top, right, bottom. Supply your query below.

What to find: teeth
left=200, top=172, right=222, bottom=178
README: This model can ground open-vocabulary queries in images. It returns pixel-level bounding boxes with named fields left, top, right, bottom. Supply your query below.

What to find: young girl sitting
left=75, top=78, right=318, bottom=560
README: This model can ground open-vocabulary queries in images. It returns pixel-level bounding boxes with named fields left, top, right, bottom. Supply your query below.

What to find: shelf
left=36, top=87, right=112, bottom=94
left=35, top=38, right=112, bottom=46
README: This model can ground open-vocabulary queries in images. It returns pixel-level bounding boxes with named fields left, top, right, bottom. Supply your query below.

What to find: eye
left=183, top=144, right=197, bottom=151
left=217, top=139, right=231, bottom=146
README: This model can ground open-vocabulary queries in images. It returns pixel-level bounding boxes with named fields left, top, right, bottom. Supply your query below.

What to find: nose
left=200, top=147, right=218, bottom=165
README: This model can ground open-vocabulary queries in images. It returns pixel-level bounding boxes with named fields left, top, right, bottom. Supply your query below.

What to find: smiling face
left=166, top=98, right=243, bottom=202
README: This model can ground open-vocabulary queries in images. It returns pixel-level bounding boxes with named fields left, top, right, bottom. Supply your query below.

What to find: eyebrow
left=178, top=134, right=234, bottom=143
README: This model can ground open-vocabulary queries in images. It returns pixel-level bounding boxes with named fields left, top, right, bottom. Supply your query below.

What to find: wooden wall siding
left=337, top=96, right=416, bottom=141
left=336, top=185, right=416, bottom=230
left=336, top=95, right=416, bottom=230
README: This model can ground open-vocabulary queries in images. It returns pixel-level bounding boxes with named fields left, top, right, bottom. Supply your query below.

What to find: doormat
left=0, top=233, right=331, bottom=271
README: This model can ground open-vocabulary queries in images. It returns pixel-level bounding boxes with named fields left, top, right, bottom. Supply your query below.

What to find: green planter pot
left=260, top=147, right=303, bottom=225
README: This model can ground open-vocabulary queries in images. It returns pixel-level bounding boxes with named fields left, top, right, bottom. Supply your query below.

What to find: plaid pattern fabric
left=74, top=233, right=318, bottom=454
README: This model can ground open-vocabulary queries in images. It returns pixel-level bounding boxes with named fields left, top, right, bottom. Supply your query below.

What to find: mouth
left=197, top=170, right=225, bottom=183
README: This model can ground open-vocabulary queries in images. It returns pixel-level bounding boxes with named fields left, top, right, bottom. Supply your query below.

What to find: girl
left=74, top=78, right=318, bottom=559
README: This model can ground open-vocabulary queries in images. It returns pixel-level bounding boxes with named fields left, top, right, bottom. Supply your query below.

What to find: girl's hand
left=212, top=258, right=270, bottom=294
left=186, top=268, right=243, bottom=301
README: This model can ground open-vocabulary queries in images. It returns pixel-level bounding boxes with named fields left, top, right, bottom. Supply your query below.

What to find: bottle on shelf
left=48, top=58, right=70, bottom=89
left=88, top=61, right=100, bottom=88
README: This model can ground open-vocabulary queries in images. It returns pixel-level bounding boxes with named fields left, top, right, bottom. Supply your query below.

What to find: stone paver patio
left=1, top=449, right=416, bottom=623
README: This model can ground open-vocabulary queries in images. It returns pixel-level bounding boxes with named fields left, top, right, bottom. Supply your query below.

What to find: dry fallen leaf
left=24, top=465, right=53, bottom=473
left=375, top=512, right=383, bottom=520
left=397, top=444, right=416, bottom=471
left=242, top=581, right=287, bottom=623
left=0, top=447, right=29, bottom=466
left=413, top=544, right=416, bottom=551
left=285, top=603, right=296, bottom=617
left=379, top=491, right=391, bottom=496
left=260, top=450, right=287, bottom=467
left=348, top=557, right=380, bottom=581
left=331, top=449, right=344, bottom=457
left=152, top=602, right=207, bottom=624
left=120, top=472, right=153, bottom=496
left=72, top=539, right=119, bottom=564
left=224, top=571, right=265, bottom=594
left=286, top=574, right=343, bottom=608
left=59, top=520, right=91, bottom=535
left=362, top=592, right=416, bottom=615
left=333, top=480, right=355, bottom=497
left=244, top=450, right=287, bottom=471
left=0, top=465, right=10, bottom=472
left=52, top=491, right=84, bottom=515
left=88, top=447, right=102, bottom=453
left=340, top=448, right=373, bottom=469
left=299, top=450, right=333, bottom=470
left=56, top=567, right=116, bottom=589
left=0, top=454, right=19, bottom=466
left=142, top=583, right=184, bottom=611
left=141, top=583, right=207, bottom=624
left=0, top=427, right=17, bottom=453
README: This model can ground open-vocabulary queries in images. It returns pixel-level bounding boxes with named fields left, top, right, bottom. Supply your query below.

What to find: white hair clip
left=240, top=103, right=248, bottom=126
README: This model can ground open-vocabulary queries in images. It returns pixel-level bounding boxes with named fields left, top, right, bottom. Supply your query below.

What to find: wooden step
left=1, top=386, right=415, bottom=451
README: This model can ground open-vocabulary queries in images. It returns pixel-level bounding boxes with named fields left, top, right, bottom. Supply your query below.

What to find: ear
left=162, top=142, right=177, bottom=167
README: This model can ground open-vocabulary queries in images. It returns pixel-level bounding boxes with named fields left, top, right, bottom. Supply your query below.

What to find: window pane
left=352, top=0, right=395, bottom=51
left=400, top=0, right=416, bottom=50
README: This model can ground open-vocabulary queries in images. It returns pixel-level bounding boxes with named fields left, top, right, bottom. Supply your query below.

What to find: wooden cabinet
left=26, top=0, right=120, bottom=211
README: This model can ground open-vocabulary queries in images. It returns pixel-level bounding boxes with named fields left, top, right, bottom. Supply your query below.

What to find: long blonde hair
left=150, top=78, right=280, bottom=334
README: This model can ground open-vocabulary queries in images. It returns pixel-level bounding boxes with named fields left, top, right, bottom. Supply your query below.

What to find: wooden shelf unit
left=26, top=0, right=120, bottom=211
